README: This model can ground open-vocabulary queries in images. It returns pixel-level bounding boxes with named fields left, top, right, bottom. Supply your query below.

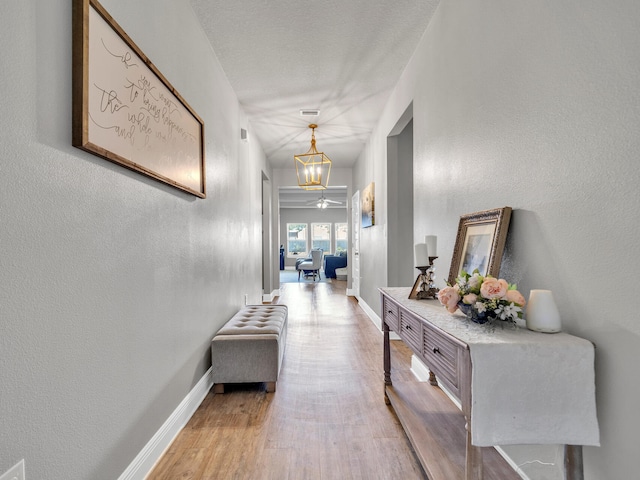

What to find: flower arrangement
left=437, top=269, right=526, bottom=325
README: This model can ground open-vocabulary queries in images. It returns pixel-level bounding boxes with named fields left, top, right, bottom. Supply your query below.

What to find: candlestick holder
left=409, top=256, right=439, bottom=300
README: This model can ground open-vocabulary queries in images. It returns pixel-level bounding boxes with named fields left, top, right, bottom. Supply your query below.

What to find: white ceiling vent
left=300, top=109, right=320, bottom=117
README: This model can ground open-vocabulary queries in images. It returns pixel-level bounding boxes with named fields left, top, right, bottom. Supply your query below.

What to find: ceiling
left=189, top=0, right=440, bottom=171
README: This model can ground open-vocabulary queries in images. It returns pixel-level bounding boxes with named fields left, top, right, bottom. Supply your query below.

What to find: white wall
left=354, top=0, right=640, bottom=478
left=0, top=0, right=271, bottom=478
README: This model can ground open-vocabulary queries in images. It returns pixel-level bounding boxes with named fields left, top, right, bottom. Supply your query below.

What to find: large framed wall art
left=447, top=207, right=512, bottom=286
left=72, top=0, right=206, bottom=198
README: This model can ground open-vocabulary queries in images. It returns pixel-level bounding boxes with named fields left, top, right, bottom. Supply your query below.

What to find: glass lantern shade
left=294, top=124, right=332, bottom=190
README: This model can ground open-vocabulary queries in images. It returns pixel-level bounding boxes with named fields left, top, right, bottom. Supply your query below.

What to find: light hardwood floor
left=148, top=279, right=427, bottom=479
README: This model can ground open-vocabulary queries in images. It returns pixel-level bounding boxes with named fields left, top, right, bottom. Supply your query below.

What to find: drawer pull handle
left=405, top=324, right=412, bottom=330
left=433, top=347, right=441, bottom=355
left=388, top=310, right=393, bottom=314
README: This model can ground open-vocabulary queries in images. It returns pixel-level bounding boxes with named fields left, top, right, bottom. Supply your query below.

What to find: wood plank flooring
left=147, top=280, right=515, bottom=479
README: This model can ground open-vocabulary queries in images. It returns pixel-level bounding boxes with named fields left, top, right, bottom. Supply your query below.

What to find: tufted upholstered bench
left=211, top=304, right=288, bottom=393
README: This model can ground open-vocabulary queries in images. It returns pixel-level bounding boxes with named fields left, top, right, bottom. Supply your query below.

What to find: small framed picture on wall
left=361, top=182, right=375, bottom=228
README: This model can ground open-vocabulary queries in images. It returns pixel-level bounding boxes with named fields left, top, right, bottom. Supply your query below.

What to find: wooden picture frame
left=447, top=207, right=512, bottom=286
left=409, top=275, right=421, bottom=299
left=72, top=0, right=206, bottom=197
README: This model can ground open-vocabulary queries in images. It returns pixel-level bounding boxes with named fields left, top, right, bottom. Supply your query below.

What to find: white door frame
left=348, top=190, right=360, bottom=298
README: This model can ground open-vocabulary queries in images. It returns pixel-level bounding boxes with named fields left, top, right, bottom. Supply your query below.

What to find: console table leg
left=564, top=445, right=583, bottom=480
left=383, top=322, right=392, bottom=386
left=383, top=323, right=392, bottom=405
left=465, top=419, right=483, bottom=480
left=428, top=370, right=438, bottom=386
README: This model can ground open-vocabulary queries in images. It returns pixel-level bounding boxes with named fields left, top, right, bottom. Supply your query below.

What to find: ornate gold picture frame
left=447, top=207, right=512, bottom=285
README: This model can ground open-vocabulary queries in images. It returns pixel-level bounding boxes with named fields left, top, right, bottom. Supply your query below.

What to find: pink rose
left=438, top=286, right=461, bottom=313
left=505, top=289, right=526, bottom=306
left=462, top=293, right=477, bottom=305
left=480, top=277, right=508, bottom=299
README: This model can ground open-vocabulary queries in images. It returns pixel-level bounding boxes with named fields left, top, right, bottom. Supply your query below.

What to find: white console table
left=380, top=287, right=599, bottom=480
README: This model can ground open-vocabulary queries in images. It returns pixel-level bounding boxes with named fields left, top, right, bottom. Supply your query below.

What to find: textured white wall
left=355, top=0, right=640, bottom=478
left=0, top=0, right=270, bottom=478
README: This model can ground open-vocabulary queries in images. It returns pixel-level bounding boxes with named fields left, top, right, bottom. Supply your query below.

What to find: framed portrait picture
left=361, top=182, right=375, bottom=228
left=447, top=207, right=512, bottom=285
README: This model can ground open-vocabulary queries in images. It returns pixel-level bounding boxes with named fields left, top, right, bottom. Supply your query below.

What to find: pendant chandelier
left=294, top=124, right=332, bottom=190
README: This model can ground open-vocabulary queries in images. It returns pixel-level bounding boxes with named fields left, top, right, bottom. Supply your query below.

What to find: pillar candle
left=414, top=243, right=429, bottom=267
left=425, top=235, right=437, bottom=257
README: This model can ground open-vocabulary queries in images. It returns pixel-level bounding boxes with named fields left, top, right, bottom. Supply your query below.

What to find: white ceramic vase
left=526, top=289, right=561, bottom=333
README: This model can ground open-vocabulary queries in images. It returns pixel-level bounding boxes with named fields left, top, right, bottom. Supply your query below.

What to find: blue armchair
left=324, top=253, right=348, bottom=278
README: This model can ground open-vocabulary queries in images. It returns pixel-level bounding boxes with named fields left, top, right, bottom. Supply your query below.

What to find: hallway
left=148, top=280, right=426, bottom=479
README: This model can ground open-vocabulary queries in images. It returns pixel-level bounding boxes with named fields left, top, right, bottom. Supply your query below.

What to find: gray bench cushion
left=215, top=305, right=287, bottom=336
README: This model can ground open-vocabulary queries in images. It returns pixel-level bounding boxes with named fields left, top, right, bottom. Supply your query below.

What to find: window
left=287, top=223, right=308, bottom=258
left=335, top=223, right=348, bottom=253
left=311, top=223, right=331, bottom=253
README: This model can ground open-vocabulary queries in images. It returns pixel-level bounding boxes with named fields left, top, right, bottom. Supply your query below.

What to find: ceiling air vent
left=300, top=109, right=320, bottom=117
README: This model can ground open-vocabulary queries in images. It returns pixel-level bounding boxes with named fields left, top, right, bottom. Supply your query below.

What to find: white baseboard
left=357, top=297, right=399, bottom=339
left=263, top=289, right=280, bottom=303
left=357, top=297, right=379, bottom=327
left=409, top=354, right=431, bottom=381
left=118, top=367, right=213, bottom=480
left=495, top=446, right=530, bottom=479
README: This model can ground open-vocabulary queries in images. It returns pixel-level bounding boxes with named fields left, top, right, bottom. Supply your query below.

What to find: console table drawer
left=399, top=310, right=422, bottom=352
left=382, top=296, right=399, bottom=331
left=423, top=323, right=462, bottom=396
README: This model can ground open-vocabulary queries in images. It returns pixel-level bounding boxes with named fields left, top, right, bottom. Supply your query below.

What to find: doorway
left=386, top=103, right=414, bottom=287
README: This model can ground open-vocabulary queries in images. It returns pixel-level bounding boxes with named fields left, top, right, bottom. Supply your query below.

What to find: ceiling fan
left=306, top=191, right=343, bottom=209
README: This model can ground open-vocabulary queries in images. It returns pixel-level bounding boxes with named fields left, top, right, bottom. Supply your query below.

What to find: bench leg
left=265, top=381, right=276, bottom=393
left=213, top=383, right=224, bottom=394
